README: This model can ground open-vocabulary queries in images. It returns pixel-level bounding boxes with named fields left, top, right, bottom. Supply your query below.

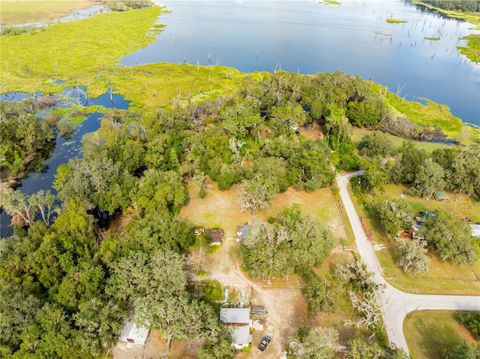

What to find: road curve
left=336, top=172, right=480, bottom=353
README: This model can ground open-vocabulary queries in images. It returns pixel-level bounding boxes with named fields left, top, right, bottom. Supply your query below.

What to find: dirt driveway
left=196, top=237, right=308, bottom=359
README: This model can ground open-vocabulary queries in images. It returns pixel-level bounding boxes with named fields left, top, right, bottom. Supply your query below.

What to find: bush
left=458, top=312, right=480, bottom=339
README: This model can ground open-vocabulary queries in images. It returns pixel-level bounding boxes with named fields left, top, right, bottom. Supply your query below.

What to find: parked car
left=251, top=305, right=268, bottom=315
left=258, top=336, right=272, bottom=352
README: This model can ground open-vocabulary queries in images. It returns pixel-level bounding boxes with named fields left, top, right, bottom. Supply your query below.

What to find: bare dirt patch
left=180, top=182, right=346, bottom=240
left=195, top=237, right=308, bottom=359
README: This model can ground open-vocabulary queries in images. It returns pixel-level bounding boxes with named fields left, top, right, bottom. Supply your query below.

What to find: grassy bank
left=0, top=0, right=95, bottom=25
left=411, top=0, right=480, bottom=63
left=404, top=311, right=478, bottom=359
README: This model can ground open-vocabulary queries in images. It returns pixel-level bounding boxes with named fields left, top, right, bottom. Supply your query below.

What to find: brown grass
left=179, top=180, right=346, bottom=240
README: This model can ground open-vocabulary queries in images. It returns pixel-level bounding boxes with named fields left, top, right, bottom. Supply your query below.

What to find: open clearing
left=404, top=310, right=479, bottom=359
left=0, top=0, right=94, bottom=25
left=180, top=181, right=347, bottom=241
left=351, top=184, right=480, bottom=295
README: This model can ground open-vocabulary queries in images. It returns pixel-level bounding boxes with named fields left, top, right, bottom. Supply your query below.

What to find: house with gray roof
left=220, top=307, right=251, bottom=349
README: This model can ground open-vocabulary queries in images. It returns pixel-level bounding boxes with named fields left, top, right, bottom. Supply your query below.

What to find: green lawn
left=404, top=311, right=479, bottom=359
left=0, top=0, right=94, bottom=25
left=351, top=184, right=480, bottom=295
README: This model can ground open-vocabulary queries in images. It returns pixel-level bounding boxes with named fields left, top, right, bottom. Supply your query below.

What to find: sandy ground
left=196, top=237, right=308, bottom=359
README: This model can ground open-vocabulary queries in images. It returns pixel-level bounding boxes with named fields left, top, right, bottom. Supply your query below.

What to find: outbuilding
left=433, top=191, right=449, bottom=201
left=209, top=229, right=224, bottom=246
left=118, top=320, right=150, bottom=346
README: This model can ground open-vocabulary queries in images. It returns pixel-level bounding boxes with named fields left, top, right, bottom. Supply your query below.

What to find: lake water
left=123, top=0, right=480, bottom=125
left=0, top=89, right=129, bottom=237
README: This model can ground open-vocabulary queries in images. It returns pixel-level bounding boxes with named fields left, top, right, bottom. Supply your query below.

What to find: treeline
left=0, top=100, right=76, bottom=186
left=418, top=0, right=480, bottom=12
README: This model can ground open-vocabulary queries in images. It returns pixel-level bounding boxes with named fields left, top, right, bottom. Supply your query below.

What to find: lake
left=123, top=0, right=480, bottom=125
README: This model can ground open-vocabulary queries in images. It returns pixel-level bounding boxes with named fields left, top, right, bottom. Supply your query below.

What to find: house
left=118, top=320, right=150, bottom=346
left=433, top=191, right=449, bottom=201
left=471, top=224, right=480, bottom=238
left=220, top=307, right=252, bottom=349
left=194, top=227, right=205, bottom=236
left=209, top=229, right=224, bottom=246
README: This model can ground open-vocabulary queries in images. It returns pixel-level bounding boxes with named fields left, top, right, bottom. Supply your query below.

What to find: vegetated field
left=0, top=0, right=94, bottom=25
left=404, top=310, right=478, bottom=359
left=350, top=128, right=454, bottom=153
left=179, top=180, right=347, bottom=241
left=0, top=6, right=163, bottom=94
left=351, top=184, right=480, bottom=295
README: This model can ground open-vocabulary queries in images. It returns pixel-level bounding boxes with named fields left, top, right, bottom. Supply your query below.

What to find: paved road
left=336, top=172, right=480, bottom=353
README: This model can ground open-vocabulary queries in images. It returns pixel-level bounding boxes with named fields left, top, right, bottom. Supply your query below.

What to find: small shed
left=471, top=224, right=480, bottom=238
left=433, top=191, right=449, bottom=201
left=209, top=229, right=224, bottom=246
left=119, top=321, right=149, bottom=346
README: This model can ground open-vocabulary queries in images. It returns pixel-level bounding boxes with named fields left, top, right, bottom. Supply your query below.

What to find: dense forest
left=1, top=71, right=479, bottom=358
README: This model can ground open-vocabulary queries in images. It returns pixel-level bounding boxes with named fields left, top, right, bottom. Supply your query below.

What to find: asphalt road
left=336, top=172, right=480, bottom=353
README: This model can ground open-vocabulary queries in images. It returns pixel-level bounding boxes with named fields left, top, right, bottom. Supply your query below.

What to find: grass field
left=0, top=0, right=94, bottom=25
left=404, top=311, right=479, bottom=359
left=0, top=6, right=163, bottom=94
left=179, top=180, right=347, bottom=241
left=351, top=184, right=480, bottom=295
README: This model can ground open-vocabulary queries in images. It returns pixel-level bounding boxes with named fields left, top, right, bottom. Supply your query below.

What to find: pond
left=0, top=89, right=129, bottom=238
left=122, top=0, right=480, bottom=125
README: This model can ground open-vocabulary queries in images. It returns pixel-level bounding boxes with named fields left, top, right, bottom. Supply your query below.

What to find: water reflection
left=122, top=0, right=480, bottom=125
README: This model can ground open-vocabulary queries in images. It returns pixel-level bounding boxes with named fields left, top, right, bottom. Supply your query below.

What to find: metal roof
left=471, top=224, right=480, bottom=238
left=220, top=307, right=250, bottom=324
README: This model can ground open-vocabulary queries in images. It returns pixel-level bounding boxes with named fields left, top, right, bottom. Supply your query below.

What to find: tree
left=349, top=291, right=382, bottom=330
left=241, top=206, right=334, bottom=279
left=198, top=331, right=236, bottom=359
left=444, top=342, right=480, bottom=359
left=290, top=141, right=334, bottom=192
left=422, top=212, right=477, bottom=264
left=269, top=102, right=308, bottom=134
left=134, top=169, right=188, bottom=215
left=239, top=175, right=276, bottom=213
left=457, top=312, right=480, bottom=339
left=375, top=199, right=414, bottom=236
left=0, top=285, right=41, bottom=355
left=0, top=189, right=57, bottom=227
left=392, top=142, right=428, bottom=184
left=397, top=239, right=430, bottom=275
left=346, top=96, right=387, bottom=127
left=355, top=158, right=389, bottom=193
left=303, top=276, right=336, bottom=314
left=358, top=131, right=393, bottom=157
left=346, top=338, right=384, bottom=359
left=287, top=327, right=342, bottom=359
left=410, top=157, right=445, bottom=197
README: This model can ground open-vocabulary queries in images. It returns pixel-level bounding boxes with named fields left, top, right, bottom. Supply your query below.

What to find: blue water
left=123, top=0, right=480, bottom=125
left=0, top=89, right=129, bottom=237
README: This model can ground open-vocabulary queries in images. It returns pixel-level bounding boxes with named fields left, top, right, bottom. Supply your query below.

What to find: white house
left=118, top=320, right=150, bottom=347
left=220, top=307, right=252, bottom=349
